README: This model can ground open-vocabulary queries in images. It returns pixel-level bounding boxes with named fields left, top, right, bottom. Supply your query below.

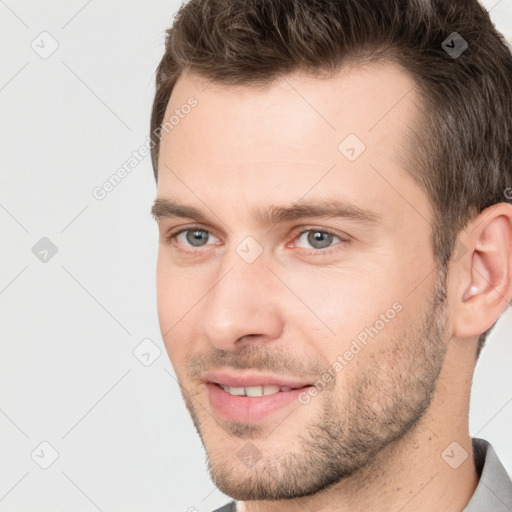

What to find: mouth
left=212, top=382, right=310, bottom=397
left=205, top=381, right=314, bottom=423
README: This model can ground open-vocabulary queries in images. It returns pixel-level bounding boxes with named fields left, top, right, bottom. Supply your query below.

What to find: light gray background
left=1, top=1, right=511, bottom=511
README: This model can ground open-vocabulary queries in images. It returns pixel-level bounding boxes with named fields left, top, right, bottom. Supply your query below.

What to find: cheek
left=279, top=266, right=411, bottom=384
left=280, top=265, right=398, bottom=340
left=156, top=251, right=199, bottom=318
left=156, top=254, right=203, bottom=364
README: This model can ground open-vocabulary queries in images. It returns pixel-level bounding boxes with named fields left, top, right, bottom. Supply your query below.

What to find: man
left=149, top=0, right=512, bottom=510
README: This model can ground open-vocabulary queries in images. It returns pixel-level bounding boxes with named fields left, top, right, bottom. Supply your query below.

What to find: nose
left=199, top=250, right=285, bottom=351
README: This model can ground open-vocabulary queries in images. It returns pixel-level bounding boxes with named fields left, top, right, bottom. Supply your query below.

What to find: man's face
left=154, top=63, right=451, bottom=500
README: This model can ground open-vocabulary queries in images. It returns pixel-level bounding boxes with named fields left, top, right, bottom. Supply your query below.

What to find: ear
left=452, top=203, right=512, bottom=339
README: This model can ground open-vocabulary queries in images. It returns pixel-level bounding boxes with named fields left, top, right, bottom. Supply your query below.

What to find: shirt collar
left=463, top=437, right=512, bottom=511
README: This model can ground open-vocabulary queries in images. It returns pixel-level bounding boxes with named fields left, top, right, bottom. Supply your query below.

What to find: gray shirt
left=211, top=437, right=512, bottom=512
left=464, top=437, right=512, bottom=511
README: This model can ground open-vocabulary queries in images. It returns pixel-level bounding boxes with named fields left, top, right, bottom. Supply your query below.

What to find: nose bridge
left=200, top=245, right=283, bottom=349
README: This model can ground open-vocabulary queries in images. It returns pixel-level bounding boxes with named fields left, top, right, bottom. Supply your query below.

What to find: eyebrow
left=151, top=197, right=381, bottom=227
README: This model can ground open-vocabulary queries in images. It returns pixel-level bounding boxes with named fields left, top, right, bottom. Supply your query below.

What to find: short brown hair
left=150, top=0, right=512, bottom=356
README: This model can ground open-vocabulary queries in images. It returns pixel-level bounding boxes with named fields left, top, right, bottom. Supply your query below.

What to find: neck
left=239, top=340, right=479, bottom=512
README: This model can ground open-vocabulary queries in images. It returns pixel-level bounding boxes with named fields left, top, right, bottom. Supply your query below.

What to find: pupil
left=187, top=230, right=208, bottom=247
left=308, top=231, right=332, bottom=249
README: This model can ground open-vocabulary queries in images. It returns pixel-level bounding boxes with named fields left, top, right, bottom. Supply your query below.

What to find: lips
left=201, top=370, right=312, bottom=389
left=205, top=381, right=313, bottom=422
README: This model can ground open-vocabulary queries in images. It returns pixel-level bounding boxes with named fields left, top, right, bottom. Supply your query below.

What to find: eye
left=170, top=227, right=220, bottom=248
left=164, top=226, right=348, bottom=255
left=294, top=229, right=344, bottom=250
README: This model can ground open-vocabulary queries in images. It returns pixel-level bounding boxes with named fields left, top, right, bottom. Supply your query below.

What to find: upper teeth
left=219, top=385, right=296, bottom=397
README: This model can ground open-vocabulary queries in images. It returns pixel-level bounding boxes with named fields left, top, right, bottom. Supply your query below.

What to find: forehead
left=156, top=62, right=430, bottom=227
left=162, top=61, right=418, bottom=154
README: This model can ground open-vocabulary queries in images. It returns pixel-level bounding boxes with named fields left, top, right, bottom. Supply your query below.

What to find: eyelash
left=164, top=225, right=349, bottom=256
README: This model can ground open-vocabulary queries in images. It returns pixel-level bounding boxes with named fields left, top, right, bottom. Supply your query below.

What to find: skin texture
left=153, top=62, right=512, bottom=511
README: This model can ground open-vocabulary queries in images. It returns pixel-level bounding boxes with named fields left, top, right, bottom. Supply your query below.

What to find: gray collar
left=463, top=437, right=512, bottom=511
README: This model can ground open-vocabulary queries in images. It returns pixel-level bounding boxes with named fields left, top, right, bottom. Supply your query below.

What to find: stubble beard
left=179, top=267, right=449, bottom=501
